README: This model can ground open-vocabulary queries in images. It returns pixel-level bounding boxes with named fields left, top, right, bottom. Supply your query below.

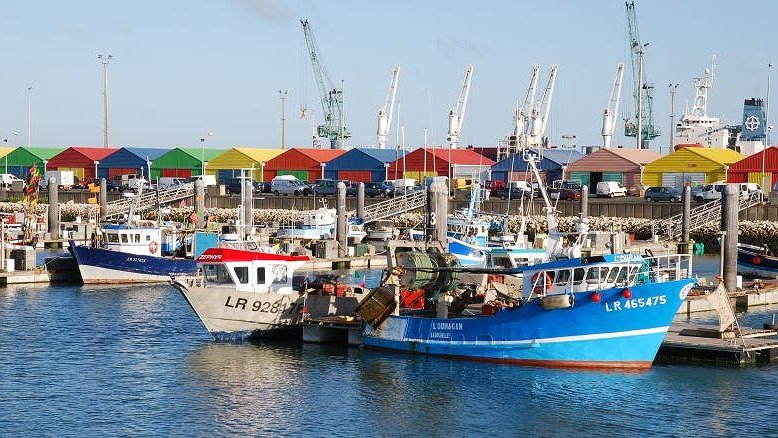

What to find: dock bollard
left=721, top=183, right=739, bottom=294
left=48, top=177, right=60, bottom=242
left=99, top=178, right=107, bottom=223
left=357, top=182, right=365, bottom=221
left=336, top=182, right=347, bottom=257
left=195, top=180, right=206, bottom=229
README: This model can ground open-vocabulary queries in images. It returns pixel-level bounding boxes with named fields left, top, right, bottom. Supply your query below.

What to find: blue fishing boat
left=359, top=247, right=694, bottom=369
left=69, top=223, right=202, bottom=284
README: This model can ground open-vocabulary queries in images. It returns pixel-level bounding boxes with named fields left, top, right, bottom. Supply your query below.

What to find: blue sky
left=0, top=0, right=774, bottom=153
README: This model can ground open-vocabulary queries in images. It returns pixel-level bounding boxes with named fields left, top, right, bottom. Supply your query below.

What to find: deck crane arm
left=377, top=66, right=400, bottom=149
left=447, top=64, right=474, bottom=149
left=602, top=63, right=625, bottom=148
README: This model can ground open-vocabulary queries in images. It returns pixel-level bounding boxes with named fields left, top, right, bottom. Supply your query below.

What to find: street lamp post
left=384, top=162, right=389, bottom=181
left=94, top=160, right=100, bottom=180
left=260, top=161, right=265, bottom=182
left=97, top=54, right=113, bottom=148
left=200, top=132, right=213, bottom=176
left=669, top=83, right=679, bottom=154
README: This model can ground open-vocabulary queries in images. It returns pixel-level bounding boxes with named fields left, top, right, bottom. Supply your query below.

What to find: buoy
left=591, top=292, right=601, bottom=303
left=753, top=256, right=762, bottom=265
left=622, top=288, right=632, bottom=299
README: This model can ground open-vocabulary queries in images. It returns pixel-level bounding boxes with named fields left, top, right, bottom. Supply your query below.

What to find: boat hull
left=363, top=279, right=695, bottom=369
left=173, top=280, right=363, bottom=341
left=737, top=244, right=778, bottom=279
left=70, top=243, right=196, bottom=284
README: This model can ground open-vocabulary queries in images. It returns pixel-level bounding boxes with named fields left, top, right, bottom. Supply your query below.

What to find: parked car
left=363, top=182, right=385, bottom=197
left=311, top=179, right=339, bottom=196
left=596, top=181, right=627, bottom=198
left=644, top=186, right=681, bottom=202
left=226, top=177, right=262, bottom=194
left=491, top=187, right=531, bottom=200
left=0, top=174, right=22, bottom=188
left=270, top=175, right=310, bottom=196
left=547, top=180, right=581, bottom=201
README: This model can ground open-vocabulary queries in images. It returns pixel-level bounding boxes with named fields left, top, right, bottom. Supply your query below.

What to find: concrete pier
left=679, top=185, right=691, bottom=254
left=336, top=182, right=347, bottom=258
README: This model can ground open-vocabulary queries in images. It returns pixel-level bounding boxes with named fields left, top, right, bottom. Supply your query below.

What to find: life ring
left=149, top=240, right=158, bottom=254
left=753, top=256, right=762, bottom=265
left=531, top=272, right=552, bottom=296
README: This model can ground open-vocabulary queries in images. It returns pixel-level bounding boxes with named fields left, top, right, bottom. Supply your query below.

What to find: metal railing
left=661, top=192, right=763, bottom=240
left=105, top=183, right=195, bottom=220
left=354, top=190, right=426, bottom=224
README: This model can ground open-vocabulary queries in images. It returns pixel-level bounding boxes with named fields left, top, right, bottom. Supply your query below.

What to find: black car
left=363, top=182, right=385, bottom=197
left=226, top=177, right=261, bottom=194
left=490, top=187, right=530, bottom=200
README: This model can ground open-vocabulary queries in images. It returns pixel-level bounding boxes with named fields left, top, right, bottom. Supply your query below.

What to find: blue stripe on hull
left=71, top=244, right=197, bottom=278
left=363, top=279, right=694, bottom=368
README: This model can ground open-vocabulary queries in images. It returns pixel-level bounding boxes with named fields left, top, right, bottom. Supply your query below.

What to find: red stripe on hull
left=365, top=345, right=653, bottom=372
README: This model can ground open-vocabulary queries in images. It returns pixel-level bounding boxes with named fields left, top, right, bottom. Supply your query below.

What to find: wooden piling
left=336, top=182, right=347, bottom=258
left=721, top=183, right=739, bottom=294
left=357, top=182, right=365, bottom=221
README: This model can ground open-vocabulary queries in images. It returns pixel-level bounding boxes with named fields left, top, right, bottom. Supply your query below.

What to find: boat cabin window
left=146, top=235, right=151, bottom=241
left=121, top=234, right=128, bottom=243
left=586, top=267, right=609, bottom=285
left=271, top=265, right=288, bottom=284
left=203, top=264, right=233, bottom=284
left=106, top=233, right=119, bottom=243
left=134, top=234, right=141, bottom=243
left=554, top=269, right=570, bottom=286
left=234, top=266, right=249, bottom=284
left=606, top=266, right=620, bottom=283
left=573, top=268, right=585, bottom=285
left=256, top=267, right=266, bottom=284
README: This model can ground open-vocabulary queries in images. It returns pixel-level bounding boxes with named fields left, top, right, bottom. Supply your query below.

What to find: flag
left=188, top=211, right=197, bottom=223
left=22, top=166, right=40, bottom=205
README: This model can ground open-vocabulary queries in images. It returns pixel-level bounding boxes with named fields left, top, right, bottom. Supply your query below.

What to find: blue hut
left=490, top=148, right=584, bottom=183
left=97, top=147, right=170, bottom=180
left=323, top=148, right=405, bottom=182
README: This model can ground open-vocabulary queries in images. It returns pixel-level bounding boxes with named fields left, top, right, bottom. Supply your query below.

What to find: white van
left=271, top=175, right=311, bottom=196
left=41, top=171, right=75, bottom=188
left=596, top=181, right=627, bottom=198
left=158, top=177, right=186, bottom=189
left=696, top=182, right=759, bottom=203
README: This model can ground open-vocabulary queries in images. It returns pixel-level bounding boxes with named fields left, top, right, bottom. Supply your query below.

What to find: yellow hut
left=642, top=147, right=744, bottom=190
left=206, top=147, right=284, bottom=182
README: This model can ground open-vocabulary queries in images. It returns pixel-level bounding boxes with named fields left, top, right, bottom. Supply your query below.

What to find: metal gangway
left=660, top=192, right=763, bottom=240
left=104, top=183, right=195, bottom=220
left=353, top=190, right=427, bottom=224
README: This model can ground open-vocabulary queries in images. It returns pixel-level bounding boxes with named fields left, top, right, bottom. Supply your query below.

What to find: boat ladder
left=104, top=183, right=195, bottom=220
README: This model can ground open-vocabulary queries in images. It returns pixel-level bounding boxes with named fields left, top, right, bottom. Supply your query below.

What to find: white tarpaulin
left=705, top=282, right=736, bottom=332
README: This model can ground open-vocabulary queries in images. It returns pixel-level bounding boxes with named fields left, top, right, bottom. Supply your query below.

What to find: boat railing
left=527, top=253, right=693, bottom=299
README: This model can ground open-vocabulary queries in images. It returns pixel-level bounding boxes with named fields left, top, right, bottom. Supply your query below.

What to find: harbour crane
left=377, top=66, right=400, bottom=149
left=447, top=64, right=474, bottom=149
left=301, top=19, right=350, bottom=149
left=527, top=64, right=558, bottom=149
left=624, top=1, right=660, bottom=148
left=509, top=64, right=540, bottom=152
left=602, top=63, right=625, bottom=148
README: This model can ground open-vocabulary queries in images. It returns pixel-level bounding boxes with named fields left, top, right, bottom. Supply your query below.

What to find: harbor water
left=2, top=258, right=778, bottom=436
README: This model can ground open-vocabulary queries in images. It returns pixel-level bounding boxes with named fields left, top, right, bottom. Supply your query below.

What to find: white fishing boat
left=172, top=247, right=367, bottom=340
